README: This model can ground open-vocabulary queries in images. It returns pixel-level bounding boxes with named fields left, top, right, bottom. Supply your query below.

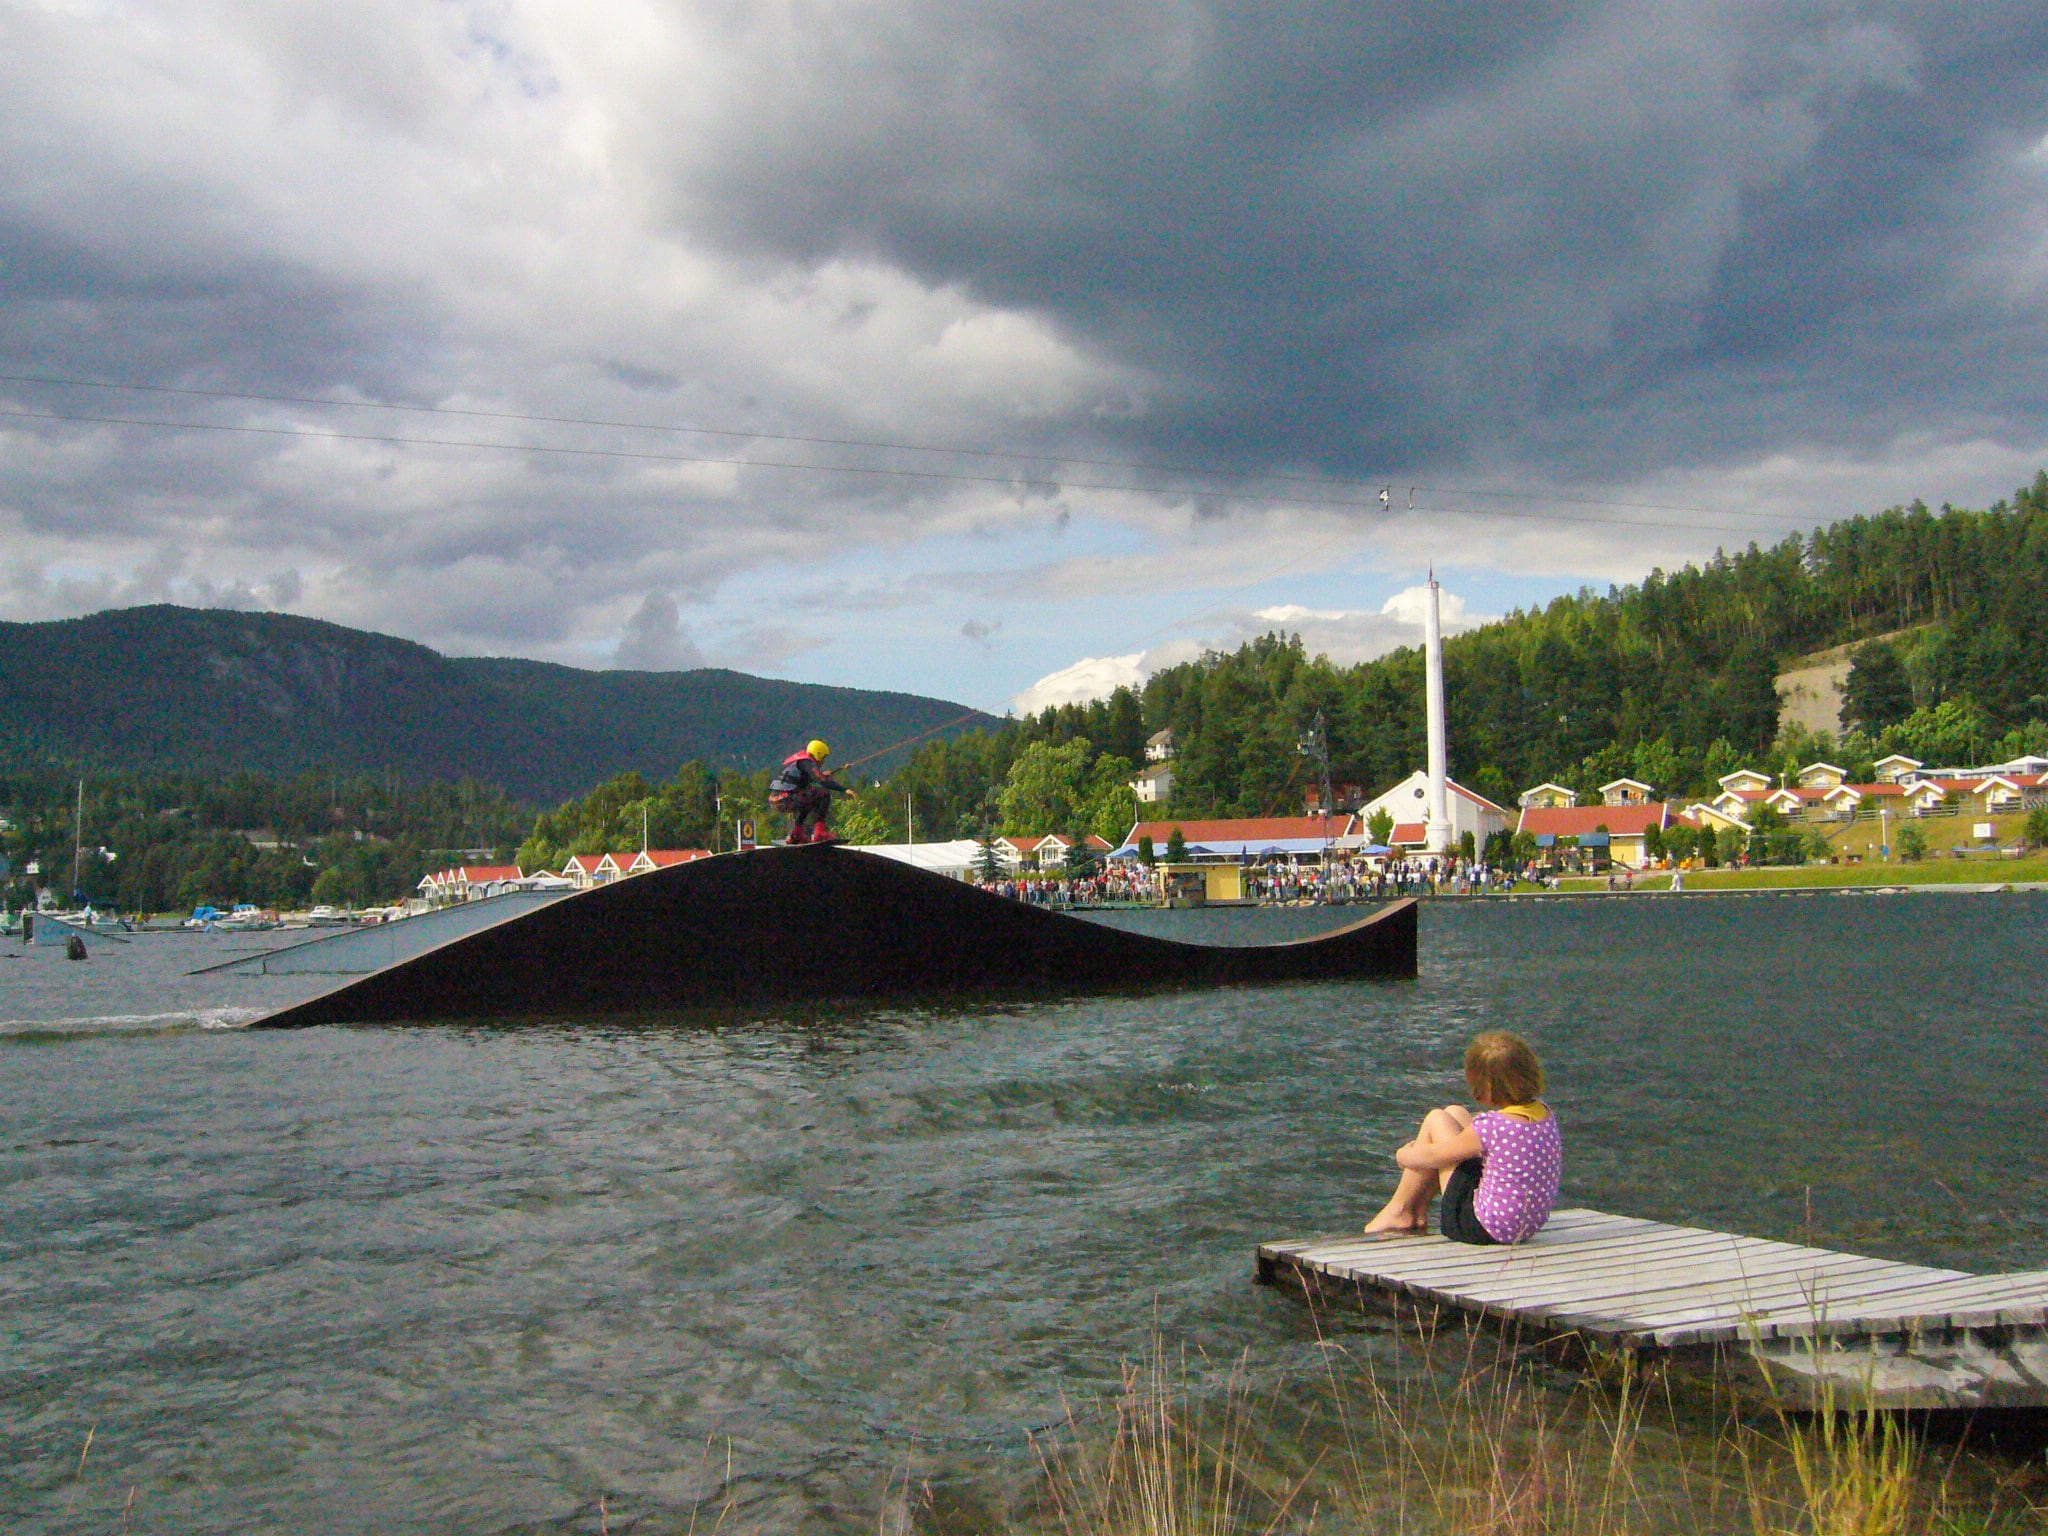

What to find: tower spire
left=1424, top=573, right=1452, bottom=855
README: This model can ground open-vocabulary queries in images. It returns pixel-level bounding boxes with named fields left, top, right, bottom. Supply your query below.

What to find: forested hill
left=1131, top=477, right=2048, bottom=814
left=0, top=606, right=995, bottom=801
left=817, top=477, right=2048, bottom=845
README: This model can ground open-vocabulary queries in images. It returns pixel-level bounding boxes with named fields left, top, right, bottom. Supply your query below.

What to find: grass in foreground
left=1023, top=1324, right=2048, bottom=1536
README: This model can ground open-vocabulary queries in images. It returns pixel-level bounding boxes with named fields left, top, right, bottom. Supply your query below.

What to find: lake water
left=4, top=893, right=2045, bottom=1531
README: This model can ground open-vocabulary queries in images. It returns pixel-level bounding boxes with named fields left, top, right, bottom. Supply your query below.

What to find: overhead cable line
left=0, top=370, right=1736, bottom=520
left=0, top=405, right=1797, bottom=540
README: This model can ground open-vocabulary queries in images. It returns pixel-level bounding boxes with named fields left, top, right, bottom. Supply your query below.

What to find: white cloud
left=1376, top=585, right=1471, bottom=631
left=1010, top=652, right=1148, bottom=714
left=611, top=590, right=704, bottom=671
left=1010, top=582, right=1496, bottom=713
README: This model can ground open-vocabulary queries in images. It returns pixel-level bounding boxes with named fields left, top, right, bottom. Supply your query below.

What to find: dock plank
left=1256, top=1207, right=2048, bottom=1408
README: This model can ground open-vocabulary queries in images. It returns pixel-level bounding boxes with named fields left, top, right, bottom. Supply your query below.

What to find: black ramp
left=253, top=844, right=1418, bottom=1027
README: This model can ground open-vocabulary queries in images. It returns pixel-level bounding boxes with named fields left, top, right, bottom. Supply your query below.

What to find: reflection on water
left=2, top=894, right=2045, bottom=1531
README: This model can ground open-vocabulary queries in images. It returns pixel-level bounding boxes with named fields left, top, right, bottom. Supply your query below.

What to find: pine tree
left=975, top=831, right=1006, bottom=883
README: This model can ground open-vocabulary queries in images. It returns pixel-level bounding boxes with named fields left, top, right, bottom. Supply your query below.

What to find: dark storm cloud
left=6, top=0, right=2048, bottom=690
left=671, top=1, right=2048, bottom=482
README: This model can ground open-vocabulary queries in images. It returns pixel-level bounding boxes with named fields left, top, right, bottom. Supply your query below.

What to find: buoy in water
left=65, top=933, right=89, bottom=961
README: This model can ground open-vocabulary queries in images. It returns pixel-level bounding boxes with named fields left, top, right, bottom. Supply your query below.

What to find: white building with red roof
left=1358, top=770, right=1510, bottom=851
left=416, top=863, right=524, bottom=906
left=626, top=849, right=712, bottom=875
left=561, top=853, right=634, bottom=889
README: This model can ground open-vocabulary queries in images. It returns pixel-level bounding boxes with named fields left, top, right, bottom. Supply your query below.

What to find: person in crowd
left=768, top=739, right=853, bottom=845
left=1360, top=1031, right=1561, bottom=1245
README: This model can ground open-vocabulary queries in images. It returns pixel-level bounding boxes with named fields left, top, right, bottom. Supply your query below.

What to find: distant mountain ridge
left=0, top=605, right=997, bottom=801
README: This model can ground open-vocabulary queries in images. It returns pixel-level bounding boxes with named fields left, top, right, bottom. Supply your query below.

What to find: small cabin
left=1598, top=777, right=1655, bottom=807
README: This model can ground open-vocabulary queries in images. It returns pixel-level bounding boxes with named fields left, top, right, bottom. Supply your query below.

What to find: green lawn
left=1543, top=858, right=2048, bottom=892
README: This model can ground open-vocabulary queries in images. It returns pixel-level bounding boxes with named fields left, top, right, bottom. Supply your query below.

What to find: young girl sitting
left=1362, top=1031, right=1560, bottom=1245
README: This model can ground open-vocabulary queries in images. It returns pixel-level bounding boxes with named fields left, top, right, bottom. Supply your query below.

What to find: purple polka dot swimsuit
left=1471, top=1109, right=1562, bottom=1243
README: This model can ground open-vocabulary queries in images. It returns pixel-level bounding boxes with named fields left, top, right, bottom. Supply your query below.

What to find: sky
left=6, top=1, right=2048, bottom=715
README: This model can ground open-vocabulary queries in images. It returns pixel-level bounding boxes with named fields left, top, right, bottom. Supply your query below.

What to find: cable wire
left=0, top=370, right=1739, bottom=518
left=0, top=404, right=1793, bottom=539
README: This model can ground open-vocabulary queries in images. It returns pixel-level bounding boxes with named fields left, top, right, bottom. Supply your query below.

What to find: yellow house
left=1157, top=861, right=1246, bottom=903
left=1598, top=777, right=1656, bottom=806
left=1687, top=802, right=1751, bottom=835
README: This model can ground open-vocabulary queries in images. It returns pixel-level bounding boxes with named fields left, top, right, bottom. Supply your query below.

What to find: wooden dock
left=1257, top=1209, right=2048, bottom=1409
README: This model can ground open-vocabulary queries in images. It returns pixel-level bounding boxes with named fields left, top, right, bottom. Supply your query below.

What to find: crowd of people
left=974, top=862, right=1157, bottom=907
left=972, top=853, right=1539, bottom=908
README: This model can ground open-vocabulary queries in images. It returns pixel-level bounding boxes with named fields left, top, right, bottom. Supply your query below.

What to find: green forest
left=10, top=478, right=2048, bottom=910
left=0, top=769, right=527, bottom=914
left=523, top=476, right=2048, bottom=864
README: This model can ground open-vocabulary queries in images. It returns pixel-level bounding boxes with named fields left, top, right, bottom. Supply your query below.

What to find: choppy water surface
left=3, top=894, right=2046, bottom=1532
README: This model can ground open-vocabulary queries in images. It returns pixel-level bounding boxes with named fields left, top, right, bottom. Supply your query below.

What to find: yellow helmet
left=807, top=739, right=830, bottom=760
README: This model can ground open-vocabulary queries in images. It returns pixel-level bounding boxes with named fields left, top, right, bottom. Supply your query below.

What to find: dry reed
left=1024, top=1309, right=2048, bottom=1536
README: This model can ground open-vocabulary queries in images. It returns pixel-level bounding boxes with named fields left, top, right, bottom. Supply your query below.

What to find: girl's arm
left=1395, top=1125, right=1484, bottom=1171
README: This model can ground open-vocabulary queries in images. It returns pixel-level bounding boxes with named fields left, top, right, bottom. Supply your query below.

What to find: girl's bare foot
left=1362, top=1213, right=1425, bottom=1236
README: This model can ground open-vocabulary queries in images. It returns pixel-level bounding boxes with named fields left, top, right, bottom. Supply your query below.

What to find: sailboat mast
left=71, top=778, right=84, bottom=899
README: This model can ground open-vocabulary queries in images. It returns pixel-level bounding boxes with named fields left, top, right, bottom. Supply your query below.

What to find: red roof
left=1816, top=782, right=1905, bottom=801
left=1130, top=815, right=1357, bottom=844
left=635, top=849, right=711, bottom=867
left=1388, top=822, right=1425, bottom=845
left=456, top=865, right=522, bottom=882
left=1517, top=805, right=1668, bottom=838
left=1446, top=779, right=1511, bottom=815
left=562, top=854, right=605, bottom=872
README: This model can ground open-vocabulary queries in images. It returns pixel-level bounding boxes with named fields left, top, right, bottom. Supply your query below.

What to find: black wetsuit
left=769, top=751, right=849, bottom=842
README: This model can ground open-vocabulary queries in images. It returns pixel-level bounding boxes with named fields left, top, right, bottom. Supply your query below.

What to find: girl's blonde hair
left=1465, top=1031, right=1544, bottom=1106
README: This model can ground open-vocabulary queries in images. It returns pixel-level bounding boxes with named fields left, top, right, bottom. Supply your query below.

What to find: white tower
left=1424, top=570, right=1452, bottom=854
